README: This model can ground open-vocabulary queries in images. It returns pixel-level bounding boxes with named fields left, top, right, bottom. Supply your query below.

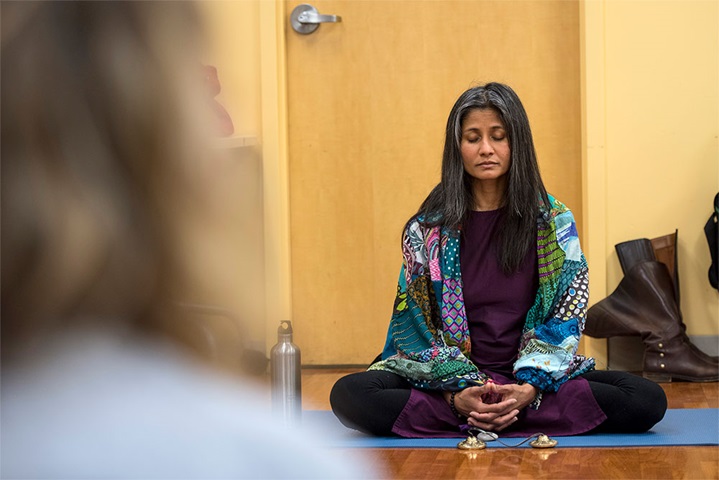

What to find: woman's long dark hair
left=415, top=82, right=549, bottom=274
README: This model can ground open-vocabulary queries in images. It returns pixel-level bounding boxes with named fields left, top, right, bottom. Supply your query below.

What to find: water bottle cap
left=278, top=320, right=293, bottom=334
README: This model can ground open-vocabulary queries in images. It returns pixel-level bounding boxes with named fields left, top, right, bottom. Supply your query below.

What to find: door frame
left=258, top=0, right=291, bottom=353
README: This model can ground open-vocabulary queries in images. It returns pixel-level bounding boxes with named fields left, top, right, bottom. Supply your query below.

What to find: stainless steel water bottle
left=270, top=320, right=302, bottom=425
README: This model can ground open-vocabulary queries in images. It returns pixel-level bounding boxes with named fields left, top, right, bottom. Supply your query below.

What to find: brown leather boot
left=613, top=236, right=718, bottom=366
left=615, top=234, right=679, bottom=304
left=585, top=261, right=718, bottom=382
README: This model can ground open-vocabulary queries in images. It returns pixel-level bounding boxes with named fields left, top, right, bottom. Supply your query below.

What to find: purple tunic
left=392, top=209, right=606, bottom=438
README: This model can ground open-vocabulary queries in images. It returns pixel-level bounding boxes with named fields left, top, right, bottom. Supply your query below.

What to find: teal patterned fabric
left=370, top=195, right=595, bottom=392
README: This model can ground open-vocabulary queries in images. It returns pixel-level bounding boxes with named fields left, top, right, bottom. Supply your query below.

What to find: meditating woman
left=330, top=83, right=668, bottom=438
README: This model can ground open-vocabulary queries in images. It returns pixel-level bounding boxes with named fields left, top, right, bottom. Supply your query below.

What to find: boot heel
left=643, top=371, right=672, bottom=383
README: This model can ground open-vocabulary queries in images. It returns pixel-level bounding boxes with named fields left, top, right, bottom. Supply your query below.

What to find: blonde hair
left=1, top=2, right=215, bottom=353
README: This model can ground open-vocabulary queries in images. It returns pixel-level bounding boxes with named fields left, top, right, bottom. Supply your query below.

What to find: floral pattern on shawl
left=369, top=195, right=595, bottom=392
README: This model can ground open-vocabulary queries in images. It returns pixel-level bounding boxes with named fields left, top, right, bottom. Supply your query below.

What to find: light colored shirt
left=1, top=326, right=379, bottom=479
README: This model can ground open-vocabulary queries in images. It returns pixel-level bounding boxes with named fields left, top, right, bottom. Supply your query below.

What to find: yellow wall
left=582, top=0, right=719, bottom=364
left=200, top=1, right=261, bottom=136
left=198, top=1, right=291, bottom=354
left=186, top=1, right=268, bottom=361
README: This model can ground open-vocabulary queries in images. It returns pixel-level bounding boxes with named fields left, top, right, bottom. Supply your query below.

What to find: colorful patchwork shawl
left=369, top=195, right=595, bottom=392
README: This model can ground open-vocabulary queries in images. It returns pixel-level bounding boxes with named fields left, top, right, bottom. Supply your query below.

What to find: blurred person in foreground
left=0, top=2, right=378, bottom=478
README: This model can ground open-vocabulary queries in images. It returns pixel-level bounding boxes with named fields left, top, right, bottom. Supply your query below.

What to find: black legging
left=581, top=370, right=668, bottom=433
left=329, top=369, right=667, bottom=436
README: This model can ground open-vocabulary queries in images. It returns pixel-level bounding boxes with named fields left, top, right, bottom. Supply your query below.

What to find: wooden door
left=286, top=0, right=582, bottom=365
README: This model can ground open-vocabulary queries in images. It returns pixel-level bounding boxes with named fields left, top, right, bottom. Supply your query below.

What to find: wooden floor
left=301, top=368, right=719, bottom=480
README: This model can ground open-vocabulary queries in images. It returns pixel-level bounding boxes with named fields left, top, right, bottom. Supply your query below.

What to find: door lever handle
left=290, top=4, right=342, bottom=35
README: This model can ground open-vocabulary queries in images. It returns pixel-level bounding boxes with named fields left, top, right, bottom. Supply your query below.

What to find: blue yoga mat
left=304, top=409, right=719, bottom=448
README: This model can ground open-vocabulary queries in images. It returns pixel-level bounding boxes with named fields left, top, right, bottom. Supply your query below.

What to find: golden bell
left=457, top=435, right=487, bottom=450
left=529, top=434, right=557, bottom=449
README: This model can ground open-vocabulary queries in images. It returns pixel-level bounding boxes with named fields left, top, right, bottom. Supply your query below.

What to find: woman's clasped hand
left=447, top=381, right=538, bottom=431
